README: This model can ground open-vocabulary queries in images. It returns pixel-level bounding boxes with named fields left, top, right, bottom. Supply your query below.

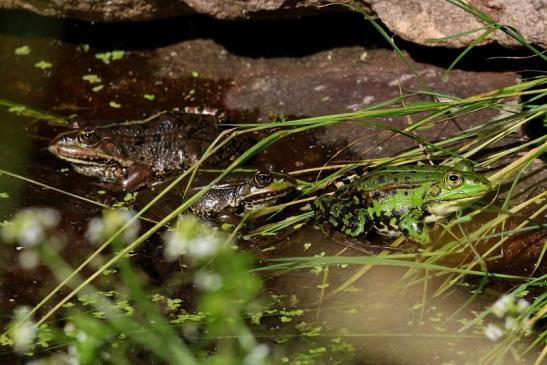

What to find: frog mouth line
left=55, top=156, right=116, bottom=166
left=243, top=190, right=295, bottom=208
left=434, top=195, right=484, bottom=207
left=425, top=195, right=485, bottom=221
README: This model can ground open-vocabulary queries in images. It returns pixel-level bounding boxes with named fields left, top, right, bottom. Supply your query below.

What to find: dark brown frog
left=48, top=110, right=244, bottom=191
left=136, top=169, right=298, bottom=224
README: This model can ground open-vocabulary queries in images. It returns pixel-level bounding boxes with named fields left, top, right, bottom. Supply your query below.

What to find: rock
left=369, top=0, right=547, bottom=49
left=0, top=0, right=329, bottom=21
left=1, top=1, right=545, bottom=48
left=144, top=39, right=524, bottom=169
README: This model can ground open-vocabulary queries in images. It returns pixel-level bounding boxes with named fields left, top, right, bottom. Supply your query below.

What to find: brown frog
left=48, top=110, right=244, bottom=191
left=136, top=169, right=298, bottom=224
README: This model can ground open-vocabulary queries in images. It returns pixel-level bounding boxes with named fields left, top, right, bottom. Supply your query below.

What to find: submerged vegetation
left=0, top=1, right=545, bottom=364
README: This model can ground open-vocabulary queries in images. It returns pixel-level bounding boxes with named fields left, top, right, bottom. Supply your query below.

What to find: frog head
left=48, top=127, right=130, bottom=177
left=237, top=170, right=298, bottom=212
left=423, top=164, right=491, bottom=222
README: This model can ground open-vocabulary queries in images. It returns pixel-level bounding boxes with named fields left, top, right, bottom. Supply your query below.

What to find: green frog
left=314, top=161, right=491, bottom=244
left=48, top=110, right=245, bottom=191
left=137, top=169, right=297, bottom=223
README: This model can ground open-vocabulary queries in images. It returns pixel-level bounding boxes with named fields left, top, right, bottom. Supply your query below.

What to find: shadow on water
left=0, top=8, right=545, bottom=73
left=0, top=9, right=384, bottom=57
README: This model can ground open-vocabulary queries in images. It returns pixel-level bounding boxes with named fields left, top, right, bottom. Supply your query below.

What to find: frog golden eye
left=445, top=172, right=463, bottom=187
left=78, top=128, right=100, bottom=145
left=254, top=171, right=272, bottom=187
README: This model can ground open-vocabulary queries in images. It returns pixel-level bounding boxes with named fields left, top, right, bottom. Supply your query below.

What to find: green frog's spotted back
left=314, top=162, right=491, bottom=244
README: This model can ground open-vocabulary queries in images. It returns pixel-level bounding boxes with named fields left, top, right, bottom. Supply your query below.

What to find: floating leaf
left=111, top=50, right=125, bottom=60
left=14, top=46, right=31, bottom=55
left=34, top=61, right=52, bottom=70
left=95, top=52, right=111, bottom=63
left=82, top=74, right=102, bottom=84
left=95, top=50, right=125, bottom=64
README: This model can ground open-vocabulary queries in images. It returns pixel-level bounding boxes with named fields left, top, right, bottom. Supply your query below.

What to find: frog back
left=315, top=166, right=443, bottom=237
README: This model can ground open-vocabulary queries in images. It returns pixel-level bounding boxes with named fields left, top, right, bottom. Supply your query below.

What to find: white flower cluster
left=193, top=271, right=223, bottom=291
left=11, top=306, right=36, bottom=354
left=1, top=208, right=60, bottom=247
left=484, top=294, right=531, bottom=341
left=163, top=215, right=223, bottom=261
left=86, top=209, right=140, bottom=245
left=25, top=348, right=79, bottom=365
left=243, top=343, right=270, bottom=365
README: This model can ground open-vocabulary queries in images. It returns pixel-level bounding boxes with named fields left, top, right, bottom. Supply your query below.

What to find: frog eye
left=254, top=171, right=272, bottom=187
left=445, top=171, right=463, bottom=187
left=78, top=128, right=100, bottom=145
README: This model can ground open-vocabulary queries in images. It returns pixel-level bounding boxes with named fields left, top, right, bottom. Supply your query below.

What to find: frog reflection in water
left=314, top=161, right=491, bottom=244
left=48, top=110, right=244, bottom=191
left=137, top=169, right=297, bottom=224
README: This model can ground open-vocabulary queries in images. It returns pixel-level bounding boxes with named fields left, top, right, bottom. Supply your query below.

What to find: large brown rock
left=1, top=0, right=545, bottom=48
left=155, top=39, right=522, bottom=161
left=370, top=0, right=547, bottom=49
left=0, top=0, right=328, bottom=21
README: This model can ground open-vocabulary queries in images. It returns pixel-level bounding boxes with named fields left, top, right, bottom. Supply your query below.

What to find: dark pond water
left=0, top=9, right=545, bottom=365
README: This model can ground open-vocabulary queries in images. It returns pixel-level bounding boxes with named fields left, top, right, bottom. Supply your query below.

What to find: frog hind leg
left=339, top=207, right=372, bottom=237
left=398, top=209, right=431, bottom=244
left=314, top=196, right=338, bottom=224
left=314, top=194, right=374, bottom=238
left=183, top=106, right=227, bottom=121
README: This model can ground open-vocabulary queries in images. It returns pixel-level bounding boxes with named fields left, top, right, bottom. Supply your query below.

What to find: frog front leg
left=214, top=212, right=242, bottom=226
left=398, top=209, right=431, bottom=244
left=120, top=165, right=154, bottom=191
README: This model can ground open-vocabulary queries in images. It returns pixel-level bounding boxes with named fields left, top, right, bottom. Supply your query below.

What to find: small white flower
left=19, top=250, right=39, bottom=270
left=86, top=209, right=139, bottom=244
left=66, top=345, right=80, bottom=365
left=516, top=298, right=530, bottom=312
left=25, top=350, right=80, bottom=365
left=86, top=217, right=104, bottom=244
left=504, top=316, right=518, bottom=330
left=187, top=234, right=221, bottom=258
left=162, top=215, right=223, bottom=261
left=12, top=306, right=37, bottom=353
left=163, top=229, right=187, bottom=260
left=76, top=331, right=88, bottom=343
left=120, top=213, right=140, bottom=243
left=63, top=322, right=76, bottom=336
left=1, top=208, right=60, bottom=247
left=491, top=294, right=513, bottom=318
left=484, top=323, right=504, bottom=341
left=244, top=343, right=270, bottom=365
left=193, top=271, right=223, bottom=291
